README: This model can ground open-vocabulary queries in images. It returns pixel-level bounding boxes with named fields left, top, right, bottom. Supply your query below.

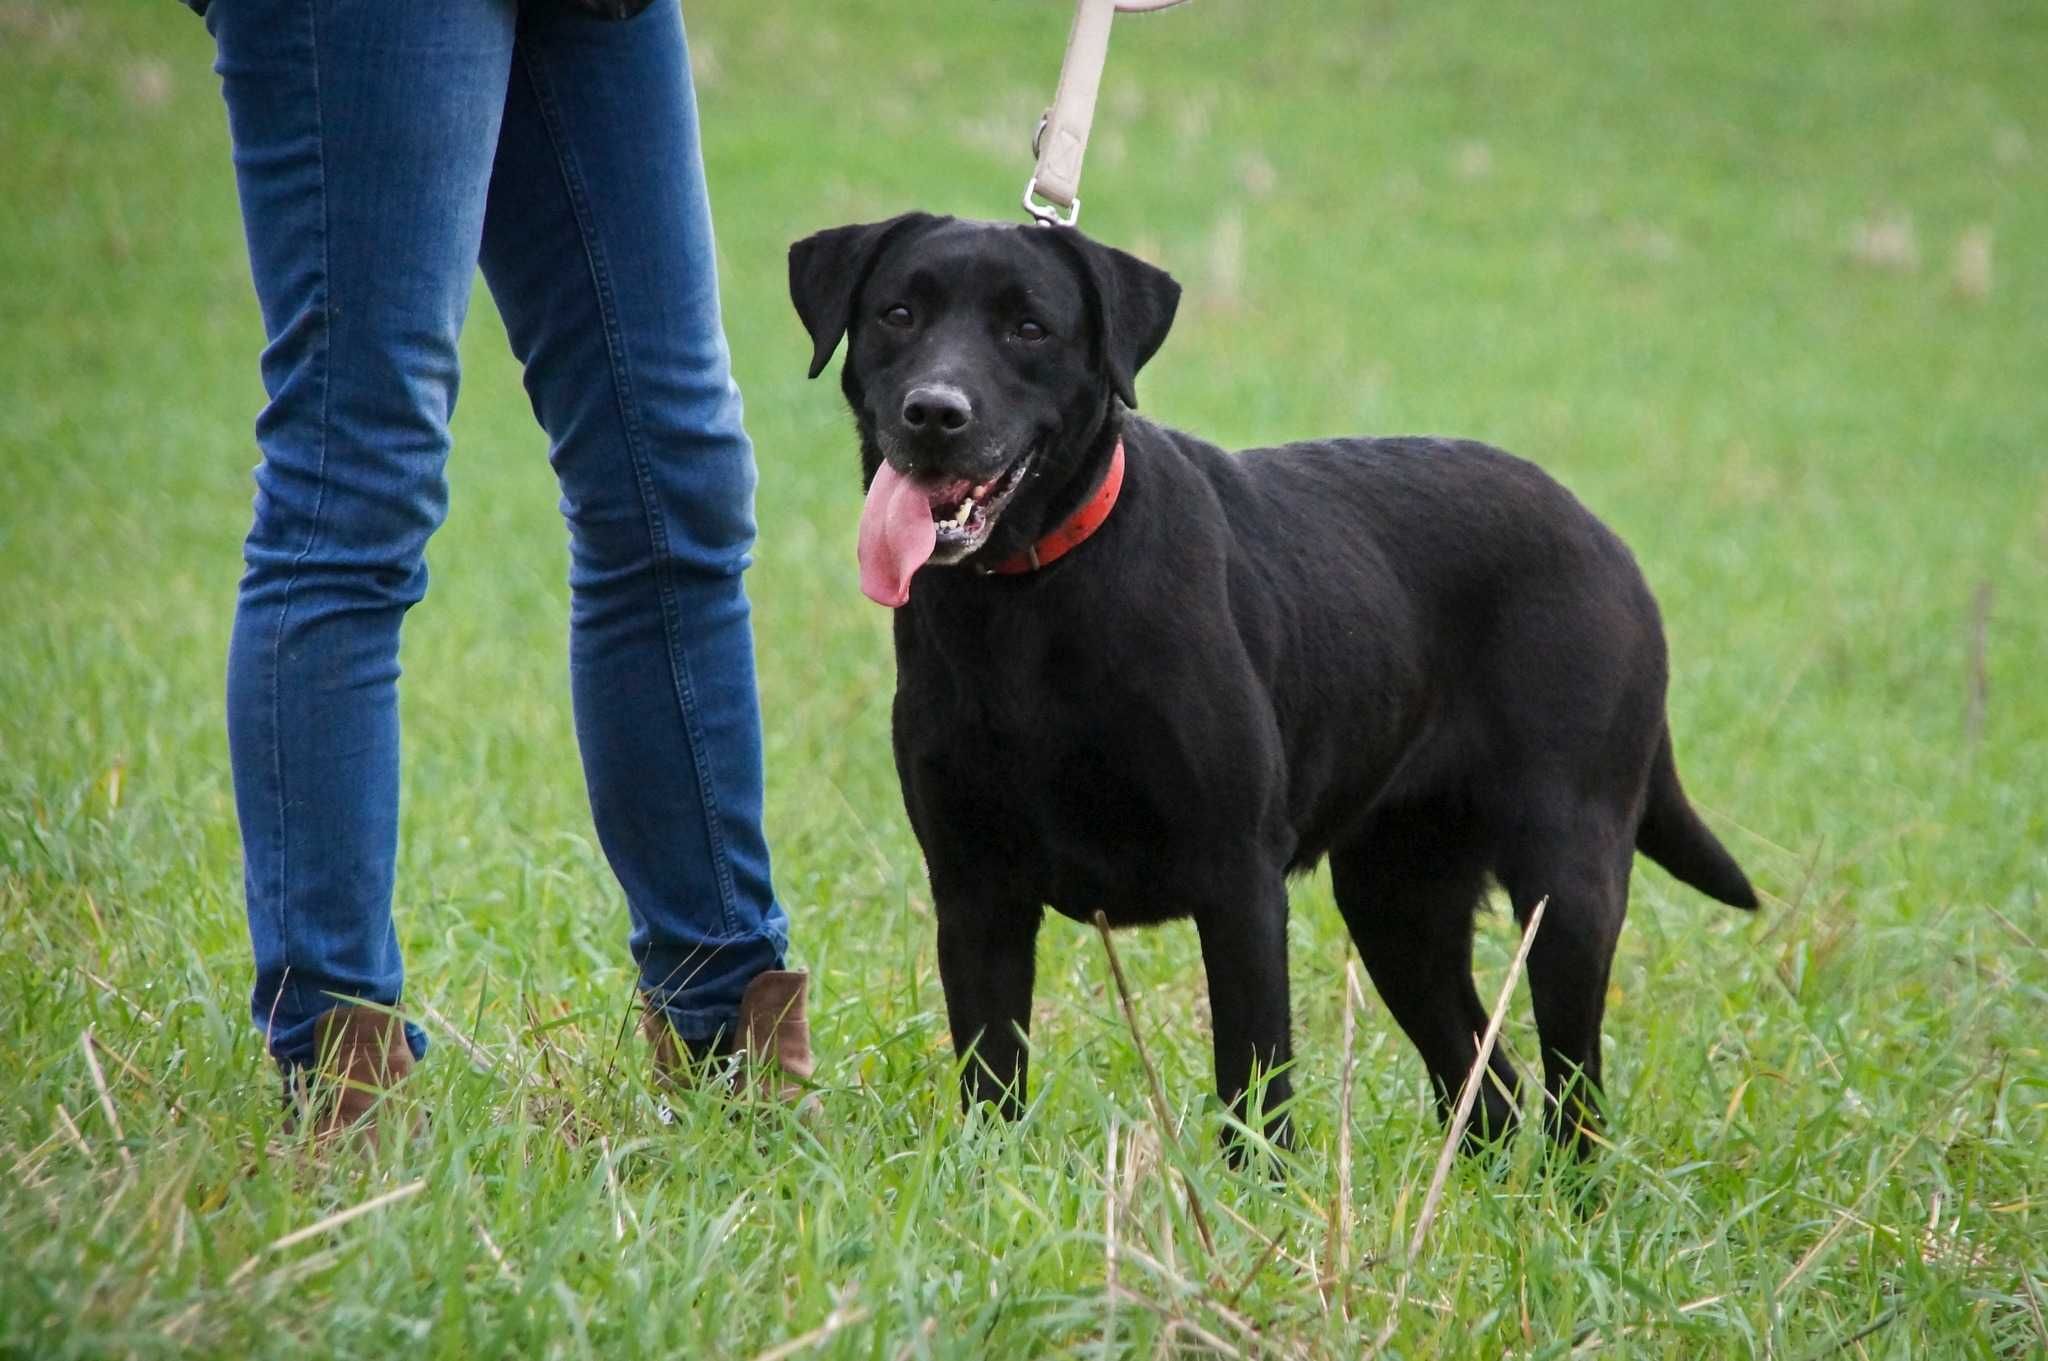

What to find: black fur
left=790, top=215, right=1758, bottom=1157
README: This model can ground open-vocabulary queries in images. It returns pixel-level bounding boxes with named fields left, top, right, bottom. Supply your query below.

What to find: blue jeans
left=209, top=0, right=787, bottom=1067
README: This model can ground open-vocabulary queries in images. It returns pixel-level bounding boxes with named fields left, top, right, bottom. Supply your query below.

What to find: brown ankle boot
left=737, top=969, right=815, bottom=1103
left=289, top=1005, right=416, bottom=1144
left=643, top=970, right=815, bottom=1106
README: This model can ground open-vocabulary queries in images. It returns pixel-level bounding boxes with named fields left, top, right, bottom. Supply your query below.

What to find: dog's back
left=1141, top=430, right=1671, bottom=865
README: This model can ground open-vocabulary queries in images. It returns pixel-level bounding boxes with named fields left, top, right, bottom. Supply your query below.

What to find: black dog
left=790, top=214, right=1757, bottom=1154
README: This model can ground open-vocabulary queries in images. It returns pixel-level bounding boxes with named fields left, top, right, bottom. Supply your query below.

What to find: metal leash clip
left=1023, top=182, right=1080, bottom=229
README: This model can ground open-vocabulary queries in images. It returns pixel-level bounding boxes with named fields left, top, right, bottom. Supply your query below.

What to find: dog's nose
left=901, top=385, right=974, bottom=439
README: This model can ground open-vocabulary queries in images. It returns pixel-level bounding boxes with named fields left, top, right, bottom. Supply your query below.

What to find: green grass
left=4, top=0, right=2046, bottom=1355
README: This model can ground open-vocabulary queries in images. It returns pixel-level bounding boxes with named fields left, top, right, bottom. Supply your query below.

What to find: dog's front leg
left=936, top=899, right=1043, bottom=1120
left=1195, top=881, right=1296, bottom=1158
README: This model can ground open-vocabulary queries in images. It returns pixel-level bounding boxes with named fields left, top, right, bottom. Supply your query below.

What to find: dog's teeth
left=949, top=500, right=973, bottom=528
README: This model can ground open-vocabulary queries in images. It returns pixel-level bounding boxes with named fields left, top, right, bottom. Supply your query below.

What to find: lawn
left=2, top=0, right=2044, bottom=1356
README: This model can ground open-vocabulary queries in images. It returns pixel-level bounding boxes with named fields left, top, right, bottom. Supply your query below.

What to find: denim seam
left=516, top=45, right=742, bottom=936
left=265, top=0, right=333, bottom=1034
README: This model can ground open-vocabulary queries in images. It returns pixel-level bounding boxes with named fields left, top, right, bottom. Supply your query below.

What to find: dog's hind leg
left=1329, top=808, right=1522, bottom=1147
left=1193, top=878, right=1296, bottom=1157
left=936, top=899, right=1044, bottom=1120
left=1494, top=805, right=1632, bottom=1155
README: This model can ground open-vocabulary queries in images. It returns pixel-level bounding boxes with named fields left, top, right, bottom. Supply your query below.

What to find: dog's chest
left=895, top=639, right=1266, bottom=920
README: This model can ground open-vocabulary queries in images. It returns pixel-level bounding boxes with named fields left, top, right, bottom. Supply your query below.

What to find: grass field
left=4, top=0, right=2046, bottom=1355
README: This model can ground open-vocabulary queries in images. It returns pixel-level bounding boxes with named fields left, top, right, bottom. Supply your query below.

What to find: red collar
left=987, top=439, right=1125, bottom=575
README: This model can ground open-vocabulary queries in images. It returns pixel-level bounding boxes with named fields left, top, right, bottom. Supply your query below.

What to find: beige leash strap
left=1024, top=0, right=1190, bottom=227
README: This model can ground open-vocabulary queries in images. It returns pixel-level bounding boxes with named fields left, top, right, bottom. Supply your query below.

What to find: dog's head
left=789, top=215, right=1180, bottom=605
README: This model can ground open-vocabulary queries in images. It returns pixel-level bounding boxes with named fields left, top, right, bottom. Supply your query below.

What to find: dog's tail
left=1635, top=727, right=1758, bottom=910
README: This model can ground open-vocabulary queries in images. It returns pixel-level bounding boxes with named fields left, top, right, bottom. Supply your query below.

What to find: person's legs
left=210, top=0, right=518, bottom=1069
left=477, top=2, right=787, bottom=1047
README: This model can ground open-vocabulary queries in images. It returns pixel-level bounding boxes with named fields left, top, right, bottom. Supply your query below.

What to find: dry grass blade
left=1569, top=1293, right=1730, bottom=1352
left=1369, top=896, right=1547, bottom=1355
left=1777, top=1208, right=1855, bottom=1300
left=1211, top=1196, right=1321, bottom=1282
left=1108, top=1285, right=1249, bottom=1360
left=225, top=1178, right=430, bottom=1285
left=1222, top=1229, right=1287, bottom=1315
left=599, top=1134, right=627, bottom=1241
left=52, top=1101, right=92, bottom=1160
left=1323, top=958, right=1363, bottom=1317
left=1105, top=1114, right=1120, bottom=1309
left=79, top=967, right=164, bottom=1028
left=1409, top=895, right=1546, bottom=1262
left=890, top=1318, right=938, bottom=1361
left=1985, top=904, right=2045, bottom=962
left=473, top=1215, right=518, bottom=1283
left=80, top=1028, right=134, bottom=1172
left=268, top=1177, right=430, bottom=1253
left=2018, top=1270, right=2048, bottom=1350
left=1758, top=834, right=1827, bottom=944
left=1092, top=910, right=1218, bottom=1262
left=87, top=1031, right=191, bottom=1121
left=415, top=996, right=504, bottom=1073
left=1117, top=1241, right=1305, bottom=1359
left=6, top=1131, right=64, bottom=1188
left=745, top=1290, right=870, bottom=1361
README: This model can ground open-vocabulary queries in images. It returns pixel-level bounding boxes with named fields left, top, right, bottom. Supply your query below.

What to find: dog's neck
left=986, top=437, right=1124, bottom=575
left=1013, top=399, right=1126, bottom=559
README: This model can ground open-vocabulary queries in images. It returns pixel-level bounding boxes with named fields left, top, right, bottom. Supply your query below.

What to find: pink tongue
left=857, top=462, right=938, bottom=607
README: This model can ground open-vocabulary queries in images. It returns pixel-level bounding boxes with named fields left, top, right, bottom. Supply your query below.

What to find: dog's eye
left=880, top=305, right=914, bottom=329
left=1015, top=319, right=1049, bottom=342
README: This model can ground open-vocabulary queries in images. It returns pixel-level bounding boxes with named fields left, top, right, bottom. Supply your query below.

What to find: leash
left=1023, top=0, right=1190, bottom=227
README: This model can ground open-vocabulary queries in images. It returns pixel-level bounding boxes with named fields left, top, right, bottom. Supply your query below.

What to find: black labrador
left=789, top=214, right=1758, bottom=1154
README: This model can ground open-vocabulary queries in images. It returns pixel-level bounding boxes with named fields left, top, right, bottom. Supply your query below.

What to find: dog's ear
left=788, top=213, right=942, bottom=380
left=1050, top=231, right=1182, bottom=409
